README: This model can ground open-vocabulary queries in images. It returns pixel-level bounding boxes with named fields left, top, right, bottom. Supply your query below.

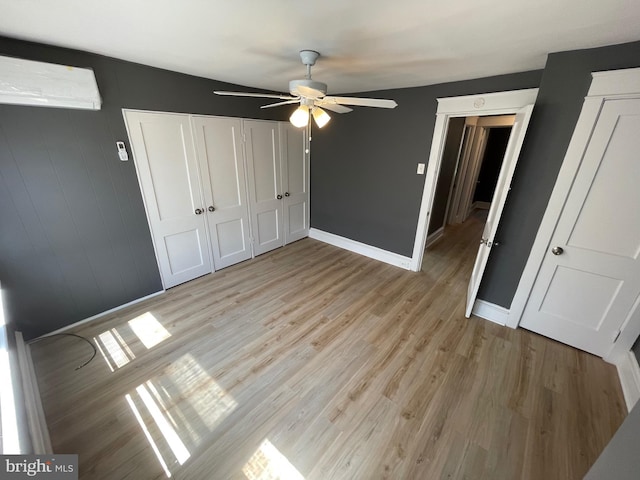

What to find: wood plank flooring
left=30, top=213, right=626, bottom=479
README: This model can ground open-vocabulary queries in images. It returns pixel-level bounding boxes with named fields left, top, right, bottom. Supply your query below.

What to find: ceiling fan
left=214, top=50, right=398, bottom=129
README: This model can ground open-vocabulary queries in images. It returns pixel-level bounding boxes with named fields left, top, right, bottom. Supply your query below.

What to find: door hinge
left=613, top=330, right=621, bottom=343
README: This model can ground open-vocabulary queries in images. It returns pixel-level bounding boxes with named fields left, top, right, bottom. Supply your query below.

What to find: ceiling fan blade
left=214, top=91, right=296, bottom=100
left=260, top=99, right=300, bottom=109
left=316, top=102, right=353, bottom=114
left=323, top=96, right=398, bottom=109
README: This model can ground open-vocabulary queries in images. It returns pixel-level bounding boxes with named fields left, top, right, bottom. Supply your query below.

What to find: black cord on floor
left=30, top=333, right=97, bottom=370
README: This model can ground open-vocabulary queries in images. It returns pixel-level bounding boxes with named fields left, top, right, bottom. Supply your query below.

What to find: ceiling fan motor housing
left=289, top=79, right=327, bottom=99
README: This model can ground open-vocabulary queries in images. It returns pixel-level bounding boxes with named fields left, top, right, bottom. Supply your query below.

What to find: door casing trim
left=411, top=88, right=538, bottom=271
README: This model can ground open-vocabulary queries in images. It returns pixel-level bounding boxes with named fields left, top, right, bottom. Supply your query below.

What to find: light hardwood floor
left=30, top=213, right=626, bottom=480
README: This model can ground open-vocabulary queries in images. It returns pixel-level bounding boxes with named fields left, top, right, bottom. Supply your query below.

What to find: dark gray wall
left=312, top=40, right=640, bottom=310
left=584, top=400, right=640, bottom=480
left=473, top=127, right=511, bottom=203
left=478, top=40, right=640, bottom=307
left=0, top=36, right=287, bottom=340
left=311, top=70, right=542, bottom=256
left=428, top=117, right=465, bottom=235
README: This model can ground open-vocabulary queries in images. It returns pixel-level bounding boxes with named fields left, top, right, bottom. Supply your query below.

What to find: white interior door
left=280, top=124, right=309, bottom=244
left=124, top=111, right=212, bottom=288
left=520, top=98, right=640, bottom=356
left=244, top=120, right=284, bottom=256
left=192, top=116, right=252, bottom=270
left=465, top=104, right=534, bottom=317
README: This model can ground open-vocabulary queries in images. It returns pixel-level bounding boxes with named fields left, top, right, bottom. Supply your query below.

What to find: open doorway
left=410, top=89, right=537, bottom=321
left=426, top=114, right=515, bottom=248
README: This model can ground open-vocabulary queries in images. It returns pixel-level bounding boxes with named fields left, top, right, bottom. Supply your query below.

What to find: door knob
left=194, top=208, right=203, bottom=215
left=208, top=206, right=215, bottom=212
left=480, top=238, right=487, bottom=245
left=285, top=192, right=290, bottom=197
left=551, top=246, right=564, bottom=255
left=277, top=194, right=283, bottom=200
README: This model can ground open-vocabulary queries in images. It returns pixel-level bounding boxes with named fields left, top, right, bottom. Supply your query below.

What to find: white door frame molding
left=506, top=67, right=640, bottom=364
left=410, top=88, right=539, bottom=271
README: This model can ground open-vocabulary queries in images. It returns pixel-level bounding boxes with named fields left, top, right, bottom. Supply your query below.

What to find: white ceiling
left=1, top=0, right=639, bottom=94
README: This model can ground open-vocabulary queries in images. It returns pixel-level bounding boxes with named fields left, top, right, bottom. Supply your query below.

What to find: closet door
left=280, top=124, right=309, bottom=244
left=244, top=120, right=284, bottom=256
left=124, top=111, right=212, bottom=288
left=192, top=116, right=252, bottom=270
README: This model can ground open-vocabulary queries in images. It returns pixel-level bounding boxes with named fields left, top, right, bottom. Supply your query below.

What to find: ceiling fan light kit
left=290, top=105, right=309, bottom=128
left=214, top=50, right=397, bottom=130
left=312, top=107, right=331, bottom=128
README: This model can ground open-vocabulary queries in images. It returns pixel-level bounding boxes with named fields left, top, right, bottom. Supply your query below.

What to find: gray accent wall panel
left=0, top=36, right=287, bottom=339
left=311, top=71, right=543, bottom=257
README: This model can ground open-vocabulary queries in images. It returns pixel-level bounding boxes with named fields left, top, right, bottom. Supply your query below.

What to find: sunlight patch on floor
left=137, top=383, right=191, bottom=465
left=126, top=393, right=173, bottom=478
left=129, top=312, right=171, bottom=349
left=126, top=353, right=237, bottom=476
left=93, top=312, right=170, bottom=371
left=164, top=354, right=237, bottom=434
left=243, top=439, right=305, bottom=480
left=95, top=329, right=133, bottom=370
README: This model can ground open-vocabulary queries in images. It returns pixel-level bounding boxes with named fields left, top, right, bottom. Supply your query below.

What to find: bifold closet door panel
left=192, top=116, right=252, bottom=270
left=244, top=120, right=284, bottom=256
left=280, top=124, right=309, bottom=244
left=124, top=111, right=212, bottom=288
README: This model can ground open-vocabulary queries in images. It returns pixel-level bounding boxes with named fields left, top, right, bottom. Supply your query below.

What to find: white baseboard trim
left=37, top=290, right=165, bottom=339
left=309, top=228, right=412, bottom=270
left=426, top=227, right=445, bottom=248
left=473, top=201, right=491, bottom=210
left=616, top=351, right=640, bottom=413
left=471, top=299, right=509, bottom=326
left=15, top=332, right=52, bottom=454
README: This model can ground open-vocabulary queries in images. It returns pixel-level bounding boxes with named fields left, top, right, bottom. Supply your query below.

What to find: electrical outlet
left=417, top=163, right=425, bottom=175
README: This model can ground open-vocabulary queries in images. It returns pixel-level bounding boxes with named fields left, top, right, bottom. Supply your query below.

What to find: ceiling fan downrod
left=299, top=50, right=320, bottom=80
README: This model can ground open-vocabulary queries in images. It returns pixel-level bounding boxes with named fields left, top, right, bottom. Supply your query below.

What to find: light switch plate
left=417, top=163, right=425, bottom=175
left=116, top=141, right=129, bottom=161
